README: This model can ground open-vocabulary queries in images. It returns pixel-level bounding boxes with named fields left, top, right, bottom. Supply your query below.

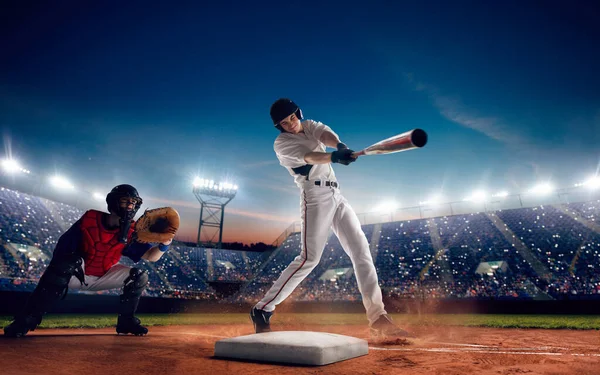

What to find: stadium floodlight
left=192, top=176, right=202, bottom=188
left=492, top=191, right=509, bottom=198
left=464, top=190, right=487, bottom=202
left=372, top=200, right=399, bottom=213
left=472, top=190, right=487, bottom=202
left=193, top=177, right=241, bottom=193
left=583, top=176, right=600, bottom=190
left=1, top=159, right=30, bottom=174
left=49, top=175, right=75, bottom=190
left=419, top=195, right=442, bottom=206
left=192, top=176, right=238, bottom=249
left=2, top=159, right=20, bottom=173
left=528, top=182, right=554, bottom=195
left=92, top=192, right=104, bottom=201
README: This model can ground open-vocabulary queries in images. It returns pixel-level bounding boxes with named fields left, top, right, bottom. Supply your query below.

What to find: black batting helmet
left=270, top=98, right=303, bottom=132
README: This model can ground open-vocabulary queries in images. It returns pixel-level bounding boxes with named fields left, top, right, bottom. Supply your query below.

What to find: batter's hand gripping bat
left=352, top=128, right=428, bottom=157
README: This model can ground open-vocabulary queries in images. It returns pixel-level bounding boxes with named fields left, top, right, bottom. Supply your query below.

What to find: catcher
left=3, top=184, right=180, bottom=337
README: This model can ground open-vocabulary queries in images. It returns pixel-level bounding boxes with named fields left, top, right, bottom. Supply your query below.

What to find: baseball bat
left=352, top=128, right=428, bottom=157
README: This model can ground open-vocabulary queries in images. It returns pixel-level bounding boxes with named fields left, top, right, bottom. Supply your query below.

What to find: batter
left=251, top=98, right=413, bottom=338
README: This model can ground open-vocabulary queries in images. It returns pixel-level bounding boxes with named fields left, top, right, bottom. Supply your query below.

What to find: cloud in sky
left=433, top=95, right=526, bottom=146
left=405, top=74, right=530, bottom=147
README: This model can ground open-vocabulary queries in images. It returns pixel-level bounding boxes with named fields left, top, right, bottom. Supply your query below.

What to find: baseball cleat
left=4, top=321, right=30, bottom=338
left=370, top=314, right=415, bottom=338
left=116, top=316, right=148, bottom=336
left=3, top=315, right=40, bottom=338
left=250, top=307, right=273, bottom=333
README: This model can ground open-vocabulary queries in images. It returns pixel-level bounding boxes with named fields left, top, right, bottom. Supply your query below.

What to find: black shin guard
left=118, top=267, right=148, bottom=318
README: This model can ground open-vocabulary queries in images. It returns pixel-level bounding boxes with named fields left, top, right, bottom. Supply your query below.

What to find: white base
left=214, top=331, right=368, bottom=366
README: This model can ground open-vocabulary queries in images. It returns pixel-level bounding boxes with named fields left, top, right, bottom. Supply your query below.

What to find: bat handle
left=352, top=150, right=365, bottom=158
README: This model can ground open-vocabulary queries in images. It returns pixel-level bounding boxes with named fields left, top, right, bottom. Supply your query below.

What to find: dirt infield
left=1, top=323, right=599, bottom=375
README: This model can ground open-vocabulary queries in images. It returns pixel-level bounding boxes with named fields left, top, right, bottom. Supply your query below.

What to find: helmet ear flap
left=270, top=98, right=302, bottom=126
left=134, top=197, right=143, bottom=211
left=106, top=193, right=117, bottom=214
left=295, top=108, right=303, bottom=121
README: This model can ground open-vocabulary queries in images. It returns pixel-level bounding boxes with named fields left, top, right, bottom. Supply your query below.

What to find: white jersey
left=274, top=119, right=338, bottom=188
left=259, top=122, right=387, bottom=326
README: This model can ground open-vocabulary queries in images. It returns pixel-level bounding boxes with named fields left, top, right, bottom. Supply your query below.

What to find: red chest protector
left=79, top=210, right=135, bottom=277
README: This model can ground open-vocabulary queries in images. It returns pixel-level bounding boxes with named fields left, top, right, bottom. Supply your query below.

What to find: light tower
left=192, top=177, right=238, bottom=249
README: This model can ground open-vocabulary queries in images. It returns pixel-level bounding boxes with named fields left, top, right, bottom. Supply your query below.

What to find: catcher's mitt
left=134, top=207, right=180, bottom=244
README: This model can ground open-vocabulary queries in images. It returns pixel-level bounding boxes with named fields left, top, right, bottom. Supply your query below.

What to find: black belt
left=314, top=180, right=339, bottom=188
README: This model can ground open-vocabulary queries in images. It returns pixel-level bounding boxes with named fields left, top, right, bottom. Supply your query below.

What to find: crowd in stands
left=0, top=187, right=71, bottom=254
left=567, top=201, right=600, bottom=225
left=232, top=201, right=600, bottom=303
left=209, top=248, right=264, bottom=282
left=2, top=186, right=600, bottom=303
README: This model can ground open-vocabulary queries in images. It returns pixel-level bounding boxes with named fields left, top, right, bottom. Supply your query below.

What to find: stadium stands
left=2, top=186, right=600, bottom=302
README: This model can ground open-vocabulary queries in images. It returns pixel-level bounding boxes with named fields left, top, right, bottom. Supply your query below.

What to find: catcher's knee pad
left=123, top=268, right=148, bottom=297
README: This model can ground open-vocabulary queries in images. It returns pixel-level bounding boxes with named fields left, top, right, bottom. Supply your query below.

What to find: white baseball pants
left=256, top=181, right=387, bottom=324
left=67, top=260, right=132, bottom=292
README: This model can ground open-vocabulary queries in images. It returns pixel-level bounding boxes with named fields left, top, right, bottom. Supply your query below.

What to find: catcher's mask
left=106, top=184, right=143, bottom=243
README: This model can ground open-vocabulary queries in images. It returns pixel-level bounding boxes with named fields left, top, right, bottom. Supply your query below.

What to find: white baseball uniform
left=67, top=260, right=132, bottom=292
left=256, top=119, right=387, bottom=325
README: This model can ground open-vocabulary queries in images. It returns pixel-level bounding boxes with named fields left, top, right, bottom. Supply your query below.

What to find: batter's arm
left=302, top=128, right=346, bottom=163
left=319, top=129, right=341, bottom=148
left=304, top=152, right=332, bottom=164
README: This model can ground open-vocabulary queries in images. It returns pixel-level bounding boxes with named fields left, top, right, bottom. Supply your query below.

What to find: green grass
left=2, top=313, right=600, bottom=330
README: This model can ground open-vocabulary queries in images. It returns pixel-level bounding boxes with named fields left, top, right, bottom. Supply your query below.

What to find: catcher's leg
left=4, top=253, right=84, bottom=338
left=116, top=267, right=149, bottom=336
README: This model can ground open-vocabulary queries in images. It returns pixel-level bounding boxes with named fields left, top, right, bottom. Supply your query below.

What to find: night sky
left=1, top=1, right=599, bottom=244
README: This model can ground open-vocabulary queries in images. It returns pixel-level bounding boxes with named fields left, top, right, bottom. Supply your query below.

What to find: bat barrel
left=411, top=128, right=428, bottom=148
left=358, top=128, right=429, bottom=156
